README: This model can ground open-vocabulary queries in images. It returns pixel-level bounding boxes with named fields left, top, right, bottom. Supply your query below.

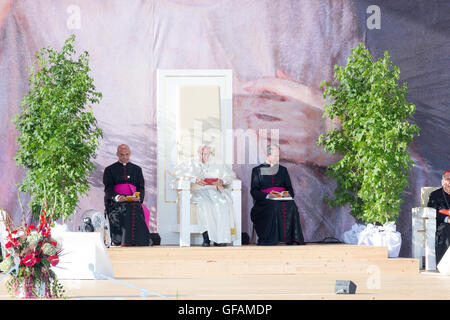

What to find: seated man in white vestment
left=174, top=145, right=237, bottom=247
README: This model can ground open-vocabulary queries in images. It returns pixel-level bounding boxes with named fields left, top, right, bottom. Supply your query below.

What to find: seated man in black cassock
left=250, top=144, right=305, bottom=245
left=103, top=144, right=152, bottom=246
left=427, top=170, right=450, bottom=265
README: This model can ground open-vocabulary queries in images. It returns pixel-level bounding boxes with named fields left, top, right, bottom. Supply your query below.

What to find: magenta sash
left=114, top=184, right=150, bottom=228
left=261, top=187, right=286, bottom=193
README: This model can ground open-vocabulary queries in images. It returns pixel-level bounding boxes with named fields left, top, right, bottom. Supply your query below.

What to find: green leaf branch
left=13, top=34, right=103, bottom=222
left=317, top=43, right=420, bottom=225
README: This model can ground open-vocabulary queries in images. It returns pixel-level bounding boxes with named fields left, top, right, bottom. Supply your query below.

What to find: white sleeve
left=173, top=158, right=199, bottom=182
left=221, top=164, right=236, bottom=185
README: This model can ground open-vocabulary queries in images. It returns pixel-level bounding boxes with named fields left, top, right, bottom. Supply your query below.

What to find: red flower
left=5, top=239, right=19, bottom=248
left=27, top=225, right=35, bottom=231
left=48, top=255, right=59, bottom=267
left=51, top=241, right=57, bottom=246
left=23, top=253, right=37, bottom=267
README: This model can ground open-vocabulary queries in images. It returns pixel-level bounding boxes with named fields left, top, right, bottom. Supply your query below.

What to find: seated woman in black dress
left=250, top=144, right=305, bottom=245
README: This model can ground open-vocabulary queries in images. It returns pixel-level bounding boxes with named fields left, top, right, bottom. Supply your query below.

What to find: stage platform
left=107, top=244, right=419, bottom=277
left=1, top=244, right=449, bottom=300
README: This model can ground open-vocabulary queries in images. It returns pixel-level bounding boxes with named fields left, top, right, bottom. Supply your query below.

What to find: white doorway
left=156, top=69, right=233, bottom=245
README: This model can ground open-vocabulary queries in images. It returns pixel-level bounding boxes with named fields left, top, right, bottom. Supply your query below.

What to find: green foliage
left=5, top=267, right=65, bottom=299
left=317, top=42, right=420, bottom=224
left=13, top=35, right=103, bottom=221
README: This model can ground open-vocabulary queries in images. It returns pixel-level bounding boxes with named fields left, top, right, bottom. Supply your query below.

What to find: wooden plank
left=106, top=244, right=389, bottom=261
left=1, top=270, right=448, bottom=300
left=105, top=244, right=419, bottom=279
left=109, top=258, right=419, bottom=278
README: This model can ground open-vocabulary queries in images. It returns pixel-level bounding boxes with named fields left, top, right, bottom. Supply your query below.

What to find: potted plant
left=13, top=34, right=103, bottom=222
left=6, top=34, right=103, bottom=296
left=317, top=42, right=420, bottom=256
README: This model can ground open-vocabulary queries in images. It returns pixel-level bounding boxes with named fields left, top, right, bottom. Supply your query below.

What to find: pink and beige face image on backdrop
left=0, top=0, right=441, bottom=256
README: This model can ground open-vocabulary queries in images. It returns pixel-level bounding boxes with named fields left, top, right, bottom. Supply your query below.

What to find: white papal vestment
left=173, top=157, right=237, bottom=244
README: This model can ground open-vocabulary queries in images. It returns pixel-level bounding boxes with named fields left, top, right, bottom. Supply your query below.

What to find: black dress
left=103, top=161, right=152, bottom=246
left=427, top=187, right=450, bottom=264
left=250, top=163, right=305, bottom=245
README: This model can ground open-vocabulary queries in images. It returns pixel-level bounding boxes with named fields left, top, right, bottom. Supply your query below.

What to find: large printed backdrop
left=1, top=0, right=449, bottom=257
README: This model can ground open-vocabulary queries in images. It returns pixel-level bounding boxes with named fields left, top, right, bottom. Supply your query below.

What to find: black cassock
left=250, top=164, right=305, bottom=245
left=427, top=187, right=450, bottom=264
left=103, top=161, right=152, bottom=246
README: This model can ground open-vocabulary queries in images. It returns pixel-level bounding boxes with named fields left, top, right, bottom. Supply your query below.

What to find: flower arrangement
left=0, top=206, right=65, bottom=298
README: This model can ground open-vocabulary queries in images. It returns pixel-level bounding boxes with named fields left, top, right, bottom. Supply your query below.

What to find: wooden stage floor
left=1, top=244, right=449, bottom=300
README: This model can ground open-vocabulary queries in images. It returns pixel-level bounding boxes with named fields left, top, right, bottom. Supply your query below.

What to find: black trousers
left=106, top=202, right=152, bottom=246
left=251, top=199, right=305, bottom=245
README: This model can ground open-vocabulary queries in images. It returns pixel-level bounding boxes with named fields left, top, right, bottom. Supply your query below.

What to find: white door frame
left=156, top=69, right=233, bottom=245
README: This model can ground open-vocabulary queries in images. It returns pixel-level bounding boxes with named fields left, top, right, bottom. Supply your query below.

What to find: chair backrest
left=420, top=187, right=440, bottom=207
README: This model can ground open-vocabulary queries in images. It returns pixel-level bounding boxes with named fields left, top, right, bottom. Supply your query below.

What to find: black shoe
left=213, top=242, right=227, bottom=247
left=202, top=231, right=210, bottom=247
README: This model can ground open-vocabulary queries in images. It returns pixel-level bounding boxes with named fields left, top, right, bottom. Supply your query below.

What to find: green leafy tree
left=13, top=35, right=103, bottom=222
left=317, top=42, right=420, bottom=225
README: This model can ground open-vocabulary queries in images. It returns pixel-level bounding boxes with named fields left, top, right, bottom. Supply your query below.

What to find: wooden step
left=110, top=258, right=418, bottom=278
left=107, top=244, right=389, bottom=261
left=106, top=245, right=419, bottom=278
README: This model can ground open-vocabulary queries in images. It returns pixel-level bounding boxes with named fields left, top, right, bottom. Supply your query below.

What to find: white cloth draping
left=342, top=223, right=366, bottom=245
left=357, top=222, right=402, bottom=258
left=173, top=157, right=237, bottom=244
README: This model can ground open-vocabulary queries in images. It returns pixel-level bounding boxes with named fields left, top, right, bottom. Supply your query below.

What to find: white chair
left=411, top=187, right=439, bottom=270
left=174, top=178, right=242, bottom=247
left=157, top=69, right=237, bottom=245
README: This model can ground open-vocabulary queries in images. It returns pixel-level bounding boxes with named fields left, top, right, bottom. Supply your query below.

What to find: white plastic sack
left=342, top=223, right=366, bottom=244
left=357, top=222, right=402, bottom=258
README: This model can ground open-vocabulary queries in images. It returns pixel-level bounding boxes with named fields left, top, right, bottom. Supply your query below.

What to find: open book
left=269, top=190, right=292, bottom=200
left=126, top=192, right=140, bottom=202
